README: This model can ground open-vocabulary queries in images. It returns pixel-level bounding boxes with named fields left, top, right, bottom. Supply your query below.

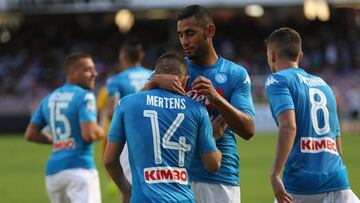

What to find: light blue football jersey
left=108, top=89, right=217, bottom=203
left=106, top=66, right=152, bottom=99
left=31, top=83, right=98, bottom=175
left=265, top=68, right=349, bottom=194
left=185, top=57, right=255, bottom=186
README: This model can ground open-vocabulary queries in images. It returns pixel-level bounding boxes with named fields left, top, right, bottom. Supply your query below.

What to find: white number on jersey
left=49, top=101, right=71, bottom=140
left=309, top=88, right=330, bottom=135
left=144, top=110, right=191, bottom=167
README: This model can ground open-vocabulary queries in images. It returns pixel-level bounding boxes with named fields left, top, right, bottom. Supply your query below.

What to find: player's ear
left=207, top=24, right=215, bottom=38
left=267, top=49, right=276, bottom=64
left=298, top=51, right=304, bottom=64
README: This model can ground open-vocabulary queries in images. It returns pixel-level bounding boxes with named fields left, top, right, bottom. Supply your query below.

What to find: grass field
left=0, top=133, right=359, bottom=203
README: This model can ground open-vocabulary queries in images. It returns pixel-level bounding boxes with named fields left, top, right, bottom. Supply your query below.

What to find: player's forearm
left=24, top=124, right=53, bottom=144
left=105, top=160, right=131, bottom=195
left=90, top=126, right=104, bottom=142
left=25, top=132, right=53, bottom=144
left=212, top=95, right=255, bottom=140
left=271, top=123, right=296, bottom=179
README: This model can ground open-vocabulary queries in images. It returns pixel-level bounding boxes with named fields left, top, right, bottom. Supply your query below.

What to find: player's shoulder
left=137, top=66, right=152, bottom=73
left=265, top=72, right=288, bottom=89
left=221, top=57, right=247, bottom=71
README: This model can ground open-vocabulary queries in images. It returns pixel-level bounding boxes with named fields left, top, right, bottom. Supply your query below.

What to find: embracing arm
left=141, top=74, right=186, bottom=95
left=24, top=123, right=52, bottom=144
left=270, top=110, right=296, bottom=203
left=192, top=76, right=255, bottom=140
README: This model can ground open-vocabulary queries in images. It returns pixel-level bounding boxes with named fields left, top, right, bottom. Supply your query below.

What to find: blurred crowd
left=0, top=10, right=359, bottom=119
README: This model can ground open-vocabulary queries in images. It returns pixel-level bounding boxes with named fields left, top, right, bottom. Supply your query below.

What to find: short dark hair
left=265, top=27, right=302, bottom=61
left=120, top=36, right=143, bottom=63
left=176, top=5, right=213, bottom=27
left=155, top=52, right=187, bottom=78
left=64, top=52, right=91, bottom=74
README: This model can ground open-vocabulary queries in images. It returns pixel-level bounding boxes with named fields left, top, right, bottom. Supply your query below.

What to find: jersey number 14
left=144, top=110, right=191, bottom=167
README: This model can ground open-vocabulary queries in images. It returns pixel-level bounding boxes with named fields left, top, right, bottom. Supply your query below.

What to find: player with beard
left=25, top=52, right=104, bottom=203
left=143, top=5, right=255, bottom=203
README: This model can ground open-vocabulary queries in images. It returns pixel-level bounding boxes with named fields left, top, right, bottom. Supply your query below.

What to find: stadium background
left=0, top=0, right=359, bottom=202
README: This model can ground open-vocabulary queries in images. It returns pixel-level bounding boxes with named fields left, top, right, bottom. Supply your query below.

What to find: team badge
left=215, top=73, right=227, bottom=84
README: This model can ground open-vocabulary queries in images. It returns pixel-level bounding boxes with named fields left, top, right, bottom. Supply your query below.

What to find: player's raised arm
left=25, top=123, right=52, bottom=144
left=192, top=75, right=255, bottom=140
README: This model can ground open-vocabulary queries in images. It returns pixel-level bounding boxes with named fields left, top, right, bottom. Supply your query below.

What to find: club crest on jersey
left=301, top=137, right=338, bottom=155
left=144, top=167, right=188, bottom=184
left=215, top=73, right=227, bottom=84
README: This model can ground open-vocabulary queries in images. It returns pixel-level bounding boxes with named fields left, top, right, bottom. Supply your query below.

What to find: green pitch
left=0, top=133, right=359, bottom=203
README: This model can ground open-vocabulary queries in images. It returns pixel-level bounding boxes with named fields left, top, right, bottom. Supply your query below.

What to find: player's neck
left=275, top=61, right=299, bottom=72
left=123, top=61, right=141, bottom=69
left=191, top=47, right=218, bottom=67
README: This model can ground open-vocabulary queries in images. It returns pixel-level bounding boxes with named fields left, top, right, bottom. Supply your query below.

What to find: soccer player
left=106, top=36, right=152, bottom=183
left=265, top=27, right=360, bottom=203
left=24, top=52, right=104, bottom=203
left=104, top=52, right=222, bottom=203
left=144, top=5, right=255, bottom=203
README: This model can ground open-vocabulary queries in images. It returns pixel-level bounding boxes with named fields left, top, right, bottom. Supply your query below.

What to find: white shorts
left=274, top=189, right=360, bottom=203
left=191, top=181, right=241, bottom=203
left=120, top=143, right=132, bottom=184
left=45, top=168, right=101, bottom=203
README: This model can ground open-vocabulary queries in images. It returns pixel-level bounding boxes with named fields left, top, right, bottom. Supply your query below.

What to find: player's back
left=36, top=83, right=97, bottom=175
left=120, top=89, right=212, bottom=203
left=106, top=66, right=152, bottom=97
left=265, top=68, right=349, bottom=194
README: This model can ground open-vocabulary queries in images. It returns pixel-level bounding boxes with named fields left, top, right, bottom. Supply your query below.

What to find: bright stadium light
left=304, top=0, right=330, bottom=22
left=245, top=4, right=264, bottom=18
left=115, top=9, right=134, bottom=33
left=317, top=0, right=330, bottom=22
left=304, top=0, right=317, bottom=21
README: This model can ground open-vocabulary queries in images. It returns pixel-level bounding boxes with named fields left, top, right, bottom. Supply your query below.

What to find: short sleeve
left=106, top=78, right=121, bottom=99
left=31, top=99, right=47, bottom=128
left=230, top=69, right=255, bottom=120
left=265, top=74, right=294, bottom=120
left=107, top=100, right=126, bottom=144
left=79, top=92, right=97, bottom=122
left=197, top=105, right=217, bottom=154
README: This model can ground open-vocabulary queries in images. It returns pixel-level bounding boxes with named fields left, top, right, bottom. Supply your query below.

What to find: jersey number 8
left=309, top=88, right=330, bottom=135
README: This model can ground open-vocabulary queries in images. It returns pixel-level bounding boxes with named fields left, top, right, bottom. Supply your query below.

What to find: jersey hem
left=287, top=186, right=350, bottom=195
